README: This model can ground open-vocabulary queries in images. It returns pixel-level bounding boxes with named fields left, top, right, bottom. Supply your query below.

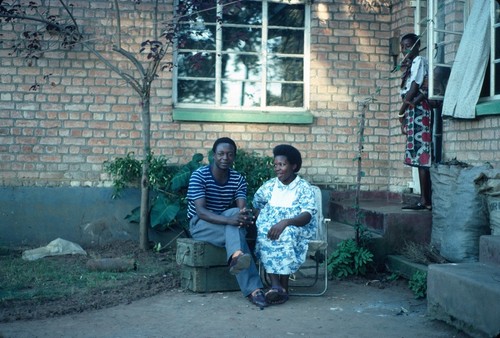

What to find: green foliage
left=103, top=152, right=142, bottom=198
left=234, top=149, right=274, bottom=205
left=104, top=150, right=273, bottom=232
left=408, top=270, right=427, bottom=299
left=122, top=153, right=203, bottom=232
left=327, top=239, right=374, bottom=279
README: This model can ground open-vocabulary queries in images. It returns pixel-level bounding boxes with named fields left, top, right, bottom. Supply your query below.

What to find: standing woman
left=253, top=144, right=317, bottom=305
left=398, top=33, right=433, bottom=211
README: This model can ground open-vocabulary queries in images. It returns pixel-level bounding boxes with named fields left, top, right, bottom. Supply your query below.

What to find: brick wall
left=1, top=1, right=498, bottom=192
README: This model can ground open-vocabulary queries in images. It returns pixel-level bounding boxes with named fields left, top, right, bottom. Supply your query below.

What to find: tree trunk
left=139, top=96, right=152, bottom=251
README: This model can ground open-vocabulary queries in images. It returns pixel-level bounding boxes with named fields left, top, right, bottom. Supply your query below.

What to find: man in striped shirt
left=187, top=137, right=267, bottom=308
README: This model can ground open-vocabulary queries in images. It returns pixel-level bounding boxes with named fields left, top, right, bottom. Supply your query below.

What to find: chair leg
left=289, top=249, right=328, bottom=297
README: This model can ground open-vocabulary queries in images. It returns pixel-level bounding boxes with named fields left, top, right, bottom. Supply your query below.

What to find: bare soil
left=0, top=241, right=472, bottom=338
left=0, top=241, right=180, bottom=322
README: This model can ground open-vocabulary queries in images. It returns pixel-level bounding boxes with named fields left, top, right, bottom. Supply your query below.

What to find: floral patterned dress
left=253, top=176, right=317, bottom=275
left=400, top=55, right=432, bottom=168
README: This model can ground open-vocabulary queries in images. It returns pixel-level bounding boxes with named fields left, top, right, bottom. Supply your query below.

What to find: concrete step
left=427, top=262, right=500, bottom=338
left=385, top=254, right=428, bottom=279
left=480, top=235, right=500, bottom=267
left=329, top=191, right=432, bottom=253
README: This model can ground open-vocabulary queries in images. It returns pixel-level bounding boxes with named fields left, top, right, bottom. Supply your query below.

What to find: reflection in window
left=175, top=0, right=309, bottom=111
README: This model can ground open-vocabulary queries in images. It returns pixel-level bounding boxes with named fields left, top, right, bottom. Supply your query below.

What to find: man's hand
left=236, top=208, right=255, bottom=228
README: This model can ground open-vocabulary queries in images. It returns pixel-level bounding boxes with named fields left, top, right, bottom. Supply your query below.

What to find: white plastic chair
left=259, top=185, right=330, bottom=296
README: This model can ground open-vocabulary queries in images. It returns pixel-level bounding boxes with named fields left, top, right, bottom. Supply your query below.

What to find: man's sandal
left=229, top=253, right=251, bottom=275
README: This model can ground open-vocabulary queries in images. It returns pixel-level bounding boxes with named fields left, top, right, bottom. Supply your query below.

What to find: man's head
left=212, top=137, right=237, bottom=171
left=212, top=137, right=237, bottom=154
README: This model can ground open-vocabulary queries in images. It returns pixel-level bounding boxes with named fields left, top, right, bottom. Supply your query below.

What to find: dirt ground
left=0, top=242, right=471, bottom=338
left=0, top=241, right=180, bottom=323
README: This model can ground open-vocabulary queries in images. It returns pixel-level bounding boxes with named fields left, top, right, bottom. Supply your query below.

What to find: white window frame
left=488, top=0, right=500, bottom=99
left=172, top=0, right=312, bottom=123
left=426, top=0, right=499, bottom=103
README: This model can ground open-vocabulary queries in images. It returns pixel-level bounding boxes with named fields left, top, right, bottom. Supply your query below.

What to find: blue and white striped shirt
left=187, top=165, right=247, bottom=219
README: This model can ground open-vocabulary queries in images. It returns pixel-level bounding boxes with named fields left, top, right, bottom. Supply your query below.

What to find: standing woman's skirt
left=403, top=99, right=432, bottom=168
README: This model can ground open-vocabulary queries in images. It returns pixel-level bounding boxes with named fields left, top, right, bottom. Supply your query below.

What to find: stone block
left=427, top=263, right=500, bottom=338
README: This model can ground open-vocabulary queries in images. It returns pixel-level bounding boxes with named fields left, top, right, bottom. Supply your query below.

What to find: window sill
left=476, top=100, right=500, bottom=117
left=173, top=108, right=314, bottom=124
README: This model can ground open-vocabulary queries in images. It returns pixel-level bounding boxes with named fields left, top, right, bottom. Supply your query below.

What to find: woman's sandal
left=265, top=287, right=289, bottom=305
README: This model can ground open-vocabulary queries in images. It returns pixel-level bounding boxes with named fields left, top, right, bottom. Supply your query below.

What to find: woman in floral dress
left=253, top=144, right=317, bottom=305
left=398, top=33, right=433, bottom=211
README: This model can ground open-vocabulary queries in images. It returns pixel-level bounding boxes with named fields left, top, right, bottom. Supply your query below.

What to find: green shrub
left=103, top=149, right=273, bottom=232
left=408, top=270, right=427, bottom=299
left=327, top=239, right=373, bottom=278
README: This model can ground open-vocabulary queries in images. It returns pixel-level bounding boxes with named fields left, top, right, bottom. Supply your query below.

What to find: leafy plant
left=234, top=150, right=274, bottom=205
left=408, top=270, right=427, bottom=299
left=103, top=152, right=142, bottom=198
left=109, top=153, right=203, bottom=232
left=104, top=149, right=273, bottom=234
left=327, top=239, right=374, bottom=278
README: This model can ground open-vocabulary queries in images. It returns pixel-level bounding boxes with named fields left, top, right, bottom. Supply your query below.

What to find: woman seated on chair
left=253, top=144, right=318, bottom=305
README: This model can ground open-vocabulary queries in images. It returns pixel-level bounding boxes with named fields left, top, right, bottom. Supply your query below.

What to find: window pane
left=221, top=81, right=261, bottom=107
left=222, top=1, right=262, bottom=25
left=268, top=3, right=304, bottom=27
left=267, top=57, right=303, bottom=81
left=175, top=0, right=309, bottom=111
left=178, top=0, right=217, bottom=23
left=222, top=27, right=262, bottom=52
left=267, top=83, right=303, bottom=107
left=496, top=63, right=500, bottom=95
left=178, top=80, right=215, bottom=103
left=178, top=23, right=216, bottom=50
left=222, top=54, right=261, bottom=80
left=177, top=52, right=216, bottom=78
left=268, top=29, right=304, bottom=54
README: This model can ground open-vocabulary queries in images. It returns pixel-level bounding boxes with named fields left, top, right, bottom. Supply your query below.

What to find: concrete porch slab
left=427, top=263, right=500, bottom=338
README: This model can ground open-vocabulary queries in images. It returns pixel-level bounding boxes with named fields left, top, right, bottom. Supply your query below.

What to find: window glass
left=177, top=80, right=216, bottom=104
left=222, top=1, right=262, bottom=25
left=427, top=0, right=466, bottom=100
left=267, top=83, right=303, bottom=107
left=268, top=3, right=304, bottom=27
left=481, top=0, right=500, bottom=97
left=175, top=0, right=308, bottom=111
left=222, top=27, right=262, bottom=52
left=267, top=57, right=303, bottom=81
left=222, top=54, right=261, bottom=80
left=177, top=24, right=216, bottom=50
left=177, top=52, right=216, bottom=77
left=268, top=29, right=304, bottom=54
left=221, top=81, right=261, bottom=106
left=427, top=0, right=500, bottom=101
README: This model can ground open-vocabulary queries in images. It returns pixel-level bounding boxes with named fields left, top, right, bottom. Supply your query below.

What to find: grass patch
left=0, top=241, right=179, bottom=321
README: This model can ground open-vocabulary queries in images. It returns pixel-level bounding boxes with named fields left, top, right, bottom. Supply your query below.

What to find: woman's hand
left=267, top=220, right=288, bottom=240
left=399, top=116, right=407, bottom=135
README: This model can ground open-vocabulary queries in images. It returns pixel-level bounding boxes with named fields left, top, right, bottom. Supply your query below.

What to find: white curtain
left=442, top=0, right=490, bottom=119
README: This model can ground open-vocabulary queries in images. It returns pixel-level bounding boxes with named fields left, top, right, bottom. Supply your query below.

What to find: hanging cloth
left=442, top=0, right=490, bottom=119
